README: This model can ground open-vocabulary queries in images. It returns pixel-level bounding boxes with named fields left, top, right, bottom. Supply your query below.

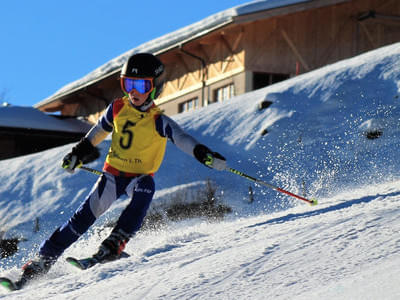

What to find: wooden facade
left=35, top=0, right=400, bottom=119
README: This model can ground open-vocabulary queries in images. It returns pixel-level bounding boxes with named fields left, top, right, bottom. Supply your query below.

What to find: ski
left=0, top=277, right=25, bottom=292
left=66, top=251, right=130, bottom=270
left=0, top=252, right=131, bottom=292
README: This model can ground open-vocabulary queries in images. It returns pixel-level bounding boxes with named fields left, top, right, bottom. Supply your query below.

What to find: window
left=213, top=83, right=235, bottom=103
left=253, top=72, right=289, bottom=90
left=178, top=97, right=199, bottom=113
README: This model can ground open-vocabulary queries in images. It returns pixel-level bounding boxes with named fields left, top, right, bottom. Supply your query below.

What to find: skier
left=20, top=53, right=226, bottom=282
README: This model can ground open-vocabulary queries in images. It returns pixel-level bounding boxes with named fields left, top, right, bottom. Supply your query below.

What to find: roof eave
left=233, top=0, right=351, bottom=24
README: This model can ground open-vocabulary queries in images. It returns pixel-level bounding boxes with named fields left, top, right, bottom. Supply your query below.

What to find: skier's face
left=121, top=76, right=154, bottom=107
left=128, top=89, right=148, bottom=106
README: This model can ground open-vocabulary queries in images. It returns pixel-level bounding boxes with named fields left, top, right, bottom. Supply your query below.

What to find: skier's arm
left=85, top=103, right=114, bottom=146
left=61, top=103, right=114, bottom=173
left=156, top=115, right=227, bottom=170
left=156, top=114, right=198, bottom=156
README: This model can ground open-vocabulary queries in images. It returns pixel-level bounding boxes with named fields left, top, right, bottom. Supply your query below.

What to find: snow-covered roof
left=0, top=106, right=92, bottom=133
left=34, top=0, right=317, bottom=109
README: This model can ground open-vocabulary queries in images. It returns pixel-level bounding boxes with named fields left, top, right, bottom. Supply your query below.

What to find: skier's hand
left=61, top=138, right=100, bottom=173
left=62, top=153, right=81, bottom=173
left=204, top=152, right=227, bottom=171
left=194, top=144, right=227, bottom=171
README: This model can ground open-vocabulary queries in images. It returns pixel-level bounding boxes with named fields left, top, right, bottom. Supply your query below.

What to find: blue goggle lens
left=123, top=78, right=153, bottom=94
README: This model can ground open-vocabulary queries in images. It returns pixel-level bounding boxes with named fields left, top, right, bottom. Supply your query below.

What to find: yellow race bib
left=105, top=98, right=167, bottom=174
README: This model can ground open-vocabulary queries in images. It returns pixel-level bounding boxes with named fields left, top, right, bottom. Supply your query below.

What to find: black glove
left=62, top=138, right=100, bottom=173
left=193, top=144, right=227, bottom=171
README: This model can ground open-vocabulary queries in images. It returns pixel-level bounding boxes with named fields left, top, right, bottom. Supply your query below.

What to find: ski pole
left=226, top=167, right=318, bottom=206
left=78, top=165, right=103, bottom=176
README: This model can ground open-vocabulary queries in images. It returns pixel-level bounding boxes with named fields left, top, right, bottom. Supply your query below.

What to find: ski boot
left=11, top=255, right=55, bottom=289
left=65, top=229, right=131, bottom=270
left=92, top=228, right=131, bottom=263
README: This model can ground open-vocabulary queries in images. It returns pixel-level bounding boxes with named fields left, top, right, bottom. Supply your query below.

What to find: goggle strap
left=150, top=88, right=156, bottom=100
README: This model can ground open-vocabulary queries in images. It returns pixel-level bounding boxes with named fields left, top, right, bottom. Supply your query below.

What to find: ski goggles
left=121, top=77, right=154, bottom=94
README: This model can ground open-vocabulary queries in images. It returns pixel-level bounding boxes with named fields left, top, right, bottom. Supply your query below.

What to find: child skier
left=20, top=53, right=226, bottom=283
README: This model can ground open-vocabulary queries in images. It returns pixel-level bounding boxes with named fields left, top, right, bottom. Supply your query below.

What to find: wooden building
left=34, top=0, right=400, bottom=120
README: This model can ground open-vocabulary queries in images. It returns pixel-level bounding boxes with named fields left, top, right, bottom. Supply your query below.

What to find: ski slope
left=2, top=180, right=400, bottom=299
left=1, top=43, right=400, bottom=299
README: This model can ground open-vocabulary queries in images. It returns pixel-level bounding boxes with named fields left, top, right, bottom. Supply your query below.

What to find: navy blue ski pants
left=39, top=172, right=155, bottom=259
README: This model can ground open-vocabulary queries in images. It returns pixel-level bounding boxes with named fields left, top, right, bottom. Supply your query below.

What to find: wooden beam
left=163, top=60, right=180, bottom=93
left=178, top=74, right=188, bottom=90
left=367, top=15, right=400, bottom=27
left=220, top=36, right=234, bottom=73
left=177, top=54, right=200, bottom=87
left=246, top=22, right=276, bottom=69
left=317, top=14, right=353, bottom=66
left=204, top=42, right=223, bottom=76
left=197, top=45, right=211, bottom=81
left=358, top=21, right=377, bottom=48
left=377, top=0, right=398, bottom=11
left=280, top=28, right=311, bottom=71
left=220, top=35, right=244, bottom=73
left=166, top=81, right=179, bottom=93
left=229, top=27, right=244, bottom=51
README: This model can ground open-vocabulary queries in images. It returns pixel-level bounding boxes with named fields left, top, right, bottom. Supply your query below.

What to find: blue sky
left=0, top=0, right=247, bottom=107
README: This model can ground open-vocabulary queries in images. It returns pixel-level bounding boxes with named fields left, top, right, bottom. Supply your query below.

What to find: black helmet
left=121, top=53, right=165, bottom=100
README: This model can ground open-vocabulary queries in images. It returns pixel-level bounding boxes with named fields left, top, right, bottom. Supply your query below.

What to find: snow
left=0, top=106, right=92, bottom=133
left=1, top=42, right=400, bottom=299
